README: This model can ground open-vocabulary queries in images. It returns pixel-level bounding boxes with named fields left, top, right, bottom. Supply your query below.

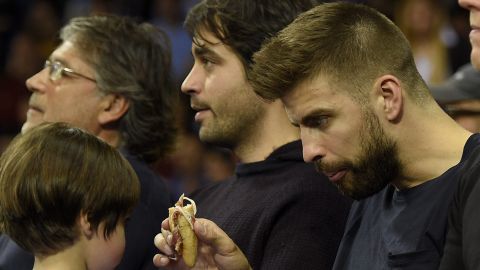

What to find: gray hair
left=61, top=15, right=177, bottom=162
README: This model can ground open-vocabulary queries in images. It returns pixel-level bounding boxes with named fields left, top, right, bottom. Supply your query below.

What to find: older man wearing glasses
left=0, top=15, right=176, bottom=270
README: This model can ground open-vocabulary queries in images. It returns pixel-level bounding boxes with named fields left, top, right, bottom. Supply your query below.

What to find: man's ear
left=98, top=94, right=130, bottom=125
left=373, top=75, right=403, bottom=122
left=79, top=212, right=94, bottom=240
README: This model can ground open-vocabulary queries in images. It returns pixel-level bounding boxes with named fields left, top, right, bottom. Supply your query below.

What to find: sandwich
left=167, top=194, right=198, bottom=267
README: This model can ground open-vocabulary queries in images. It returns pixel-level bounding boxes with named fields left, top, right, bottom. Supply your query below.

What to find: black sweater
left=191, top=140, right=352, bottom=269
left=440, top=134, right=480, bottom=270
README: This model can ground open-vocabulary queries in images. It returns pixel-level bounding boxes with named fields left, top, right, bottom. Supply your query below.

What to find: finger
left=194, top=218, right=238, bottom=255
left=154, top=232, right=174, bottom=256
left=153, top=253, right=171, bottom=267
left=194, top=219, right=251, bottom=270
left=162, top=218, right=170, bottom=230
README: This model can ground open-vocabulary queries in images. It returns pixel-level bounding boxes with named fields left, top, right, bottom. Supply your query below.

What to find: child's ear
left=79, top=212, right=94, bottom=239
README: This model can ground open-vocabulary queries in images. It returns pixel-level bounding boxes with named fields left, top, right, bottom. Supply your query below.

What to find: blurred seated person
left=0, top=122, right=140, bottom=270
left=431, top=63, right=480, bottom=132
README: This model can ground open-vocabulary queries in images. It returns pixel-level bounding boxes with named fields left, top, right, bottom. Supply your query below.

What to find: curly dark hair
left=184, top=0, right=324, bottom=72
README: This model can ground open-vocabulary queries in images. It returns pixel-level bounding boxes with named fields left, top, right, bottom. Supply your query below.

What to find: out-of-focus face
left=459, top=0, right=480, bottom=69
left=444, top=99, right=480, bottom=132
left=23, top=40, right=103, bottom=134
left=283, top=75, right=401, bottom=200
left=408, top=0, right=435, bottom=36
left=181, top=29, right=266, bottom=149
left=86, top=221, right=126, bottom=270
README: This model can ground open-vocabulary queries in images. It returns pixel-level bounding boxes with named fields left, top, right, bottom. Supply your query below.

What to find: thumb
left=194, top=218, right=238, bottom=255
left=193, top=218, right=252, bottom=270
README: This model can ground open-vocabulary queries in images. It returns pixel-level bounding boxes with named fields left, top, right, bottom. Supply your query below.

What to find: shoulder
left=259, top=162, right=352, bottom=220
left=123, top=153, right=172, bottom=215
left=452, top=144, right=480, bottom=206
left=276, top=161, right=351, bottom=203
left=0, top=236, right=33, bottom=269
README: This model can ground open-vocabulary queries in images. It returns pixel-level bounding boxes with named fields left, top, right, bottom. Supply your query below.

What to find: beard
left=197, top=89, right=266, bottom=150
left=315, top=109, right=401, bottom=200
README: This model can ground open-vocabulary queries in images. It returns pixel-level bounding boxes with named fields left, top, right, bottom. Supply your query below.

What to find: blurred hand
left=153, top=218, right=251, bottom=270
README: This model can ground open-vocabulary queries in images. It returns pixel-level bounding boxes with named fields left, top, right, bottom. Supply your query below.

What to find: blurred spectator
left=23, top=0, right=61, bottom=61
left=203, top=145, right=236, bottom=182
left=151, top=0, right=193, bottom=87
left=446, top=3, right=471, bottom=72
left=0, top=0, right=229, bottom=193
left=0, top=1, right=25, bottom=71
left=155, top=132, right=236, bottom=198
left=362, top=0, right=398, bottom=20
left=63, top=0, right=92, bottom=20
left=0, top=32, right=40, bottom=135
left=395, top=0, right=450, bottom=85
left=431, top=63, right=480, bottom=133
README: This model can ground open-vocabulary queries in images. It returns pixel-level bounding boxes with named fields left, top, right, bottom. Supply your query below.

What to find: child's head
left=0, top=122, right=140, bottom=266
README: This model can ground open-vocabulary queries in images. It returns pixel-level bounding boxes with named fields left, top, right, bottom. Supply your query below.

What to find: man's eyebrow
left=48, top=56, right=72, bottom=67
left=300, top=109, right=332, bottom=125
left=193, top=45, right=218, bottom=58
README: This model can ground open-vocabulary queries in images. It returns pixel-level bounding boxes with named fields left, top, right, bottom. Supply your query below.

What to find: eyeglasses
left=44, top=60, right=96, bottom=82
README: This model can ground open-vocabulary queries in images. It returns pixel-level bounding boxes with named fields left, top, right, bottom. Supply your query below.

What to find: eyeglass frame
left=44, top=60, right=97, bottom=82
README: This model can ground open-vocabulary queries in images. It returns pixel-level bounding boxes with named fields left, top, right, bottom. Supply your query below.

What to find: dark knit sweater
left=191, top=140, right=352, bottom=269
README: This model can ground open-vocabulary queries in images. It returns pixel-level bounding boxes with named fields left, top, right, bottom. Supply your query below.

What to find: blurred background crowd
left=0, top=0, right=472, bottom=196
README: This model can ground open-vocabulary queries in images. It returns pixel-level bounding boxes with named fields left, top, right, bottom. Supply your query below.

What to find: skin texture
left=84, top=221, right=126, bottom=270
left=33, top=219, right=126, bottom=270
left=283, top=75, right=401, bottom=200
left=459, top=0, right=480, bottom=69
left=23, top=41, right=104, bottom=134
left=181, top=30, right=266, bottom=152
left=153, top=218, right=251, bottom=270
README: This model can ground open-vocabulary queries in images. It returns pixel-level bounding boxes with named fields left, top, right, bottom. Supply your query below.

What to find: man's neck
left=393, top=105, right=472, bottom=189
left=97, top=129, right=122, bottom=149
left=234, top=100, right=299, bottom=163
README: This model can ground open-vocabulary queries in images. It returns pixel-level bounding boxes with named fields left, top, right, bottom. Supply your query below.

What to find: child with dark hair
left=0, top=122, right=140, bottom=270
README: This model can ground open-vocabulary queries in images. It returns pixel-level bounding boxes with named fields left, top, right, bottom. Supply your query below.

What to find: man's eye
left=202, top=57, right=215, bottom=67
left=304, top=116, right=329, bottom=128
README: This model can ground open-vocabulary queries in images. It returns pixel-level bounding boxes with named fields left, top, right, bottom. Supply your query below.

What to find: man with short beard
left=153, top=0, right=351, bottom=269
left=155, top=2, right=480, bottom=270
left=249, top=2, right=480, bottom=270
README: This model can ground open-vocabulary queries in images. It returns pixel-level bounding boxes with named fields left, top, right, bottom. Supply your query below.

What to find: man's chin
left=336, top=181, right=388, bottom=201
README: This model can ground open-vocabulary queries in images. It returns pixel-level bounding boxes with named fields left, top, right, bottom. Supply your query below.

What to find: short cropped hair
left=0, top=122, right=140, bottom=256
left=184, top=0, right=323, bottom=72
left=251, top=2, right=430, bottom=104
left=60, top=15, right=177, bottom=163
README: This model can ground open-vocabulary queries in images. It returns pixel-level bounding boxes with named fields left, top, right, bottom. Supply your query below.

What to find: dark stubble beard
left=315, top=109, right=401, bottom=200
